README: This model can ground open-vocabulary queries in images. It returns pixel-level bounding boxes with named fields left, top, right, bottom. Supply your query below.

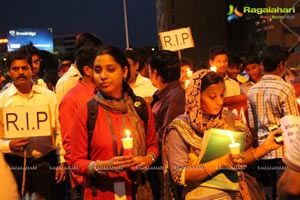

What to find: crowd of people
left=0, top=32, right=300, bottom=200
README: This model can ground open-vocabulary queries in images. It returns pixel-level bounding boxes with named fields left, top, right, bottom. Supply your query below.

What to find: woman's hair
left=95, top=46, right=135, bottom=98
left=96, top=46, right=130, bottom=81
left=201, top=71, right=224, bottom=92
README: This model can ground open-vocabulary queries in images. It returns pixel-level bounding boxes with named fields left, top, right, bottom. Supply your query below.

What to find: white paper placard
left=0, top=105, right=52, bottom=139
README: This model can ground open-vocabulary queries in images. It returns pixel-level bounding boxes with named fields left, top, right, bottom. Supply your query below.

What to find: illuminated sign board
left=7, top=28, right=53, bottom=51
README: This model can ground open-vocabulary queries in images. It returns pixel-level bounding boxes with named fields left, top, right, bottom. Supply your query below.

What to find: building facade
left=155, top=0, right=300, bottom=69
left=53, top=34, right=76, bottom=55
left=266, top=0, right=300, bottom=68
left=156, top=0, right=228, bottom=68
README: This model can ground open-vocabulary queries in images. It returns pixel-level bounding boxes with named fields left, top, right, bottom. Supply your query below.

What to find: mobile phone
left=268, top=125, right=283, bottom=143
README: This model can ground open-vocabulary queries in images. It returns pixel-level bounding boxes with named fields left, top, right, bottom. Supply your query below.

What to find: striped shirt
left=55, top=64, right=82, bottom=105
left=247, top=74, right=299, bottom=159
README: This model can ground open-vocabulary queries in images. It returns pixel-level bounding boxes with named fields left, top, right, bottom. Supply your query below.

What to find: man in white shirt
left=0, top=50, right=66, bottom=199
left=124, top=49, right=157, bottom=103
left=56, top=63, right=82, bottom=104
left=224, top=53, right=244, bottom=97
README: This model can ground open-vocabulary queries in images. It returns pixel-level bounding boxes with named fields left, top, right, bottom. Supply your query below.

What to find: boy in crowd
left=247, top=45, right=299, bottom=199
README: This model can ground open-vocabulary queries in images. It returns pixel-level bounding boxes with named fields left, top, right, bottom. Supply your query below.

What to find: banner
left=223, top=94, right=248, bottom=125
left=280, top=115, right=300, bottom=154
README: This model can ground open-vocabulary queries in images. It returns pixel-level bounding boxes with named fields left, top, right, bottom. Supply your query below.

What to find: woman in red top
left=71, top=46, right=159, bottom=200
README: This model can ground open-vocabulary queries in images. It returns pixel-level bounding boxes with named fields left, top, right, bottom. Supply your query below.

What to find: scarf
left=95, top=92, right=146, bottom=156
left=163, top=70, right=253, bottom=199
left=185, top=69, right=252, bottom=148
left=185, top=69, right=228, bottom=133
left=164, top=116, right=202, bottom=151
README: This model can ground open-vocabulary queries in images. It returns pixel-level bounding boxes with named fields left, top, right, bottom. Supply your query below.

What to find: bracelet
left=252, top=148, right=259, bottom=161
left=204, top=163, right=212, bottom=176
left=146, top=153, right=156, bottom=164
left=93, top=160, right=107, bottom=175
left=88, top=161, right=96, bottom=175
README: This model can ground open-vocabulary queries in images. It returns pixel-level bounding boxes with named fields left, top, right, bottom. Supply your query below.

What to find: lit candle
left=185, top=80, right=190, bottom=88
left=210, top=65, right=217, bottom=72
left=122, top=129, right=133, bottom=155
left=186, top=68, right=193, bottom=78
left=228, top=132, right=240, bottom=155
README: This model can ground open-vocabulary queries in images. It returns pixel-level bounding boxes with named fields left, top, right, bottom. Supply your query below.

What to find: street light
left=123, top=0, right=130, bottom=50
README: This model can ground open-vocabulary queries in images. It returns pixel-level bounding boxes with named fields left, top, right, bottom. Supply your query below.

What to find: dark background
left=0, top=0, right=158, bottom=49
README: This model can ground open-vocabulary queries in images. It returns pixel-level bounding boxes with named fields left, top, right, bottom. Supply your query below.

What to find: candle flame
left=210, top=66, right=217, bottom=72
left=185, top=80, right=190, bottom=88
left=125, top=129, right=131, bottom=138
left=186, top=68, right=193, bottom=78
left=228, top=132, right=235, bottom=144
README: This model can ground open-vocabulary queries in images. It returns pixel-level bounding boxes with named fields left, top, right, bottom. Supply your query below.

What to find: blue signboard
left=7, top=28, right=53, bottom=51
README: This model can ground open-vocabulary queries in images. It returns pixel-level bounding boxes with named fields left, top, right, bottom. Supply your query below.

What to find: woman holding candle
left=163, top=69, right=282, bottom=199
left=70, top=46, right=159, bottom=199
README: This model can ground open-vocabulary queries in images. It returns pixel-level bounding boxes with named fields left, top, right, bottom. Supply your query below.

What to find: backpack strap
left=86, top=96, right=148, bottom=158
left=86, top=98, right=98, bottom=160
left=86, top=98, right=98, bottom=197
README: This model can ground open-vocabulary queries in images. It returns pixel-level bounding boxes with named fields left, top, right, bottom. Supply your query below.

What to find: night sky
left=0, top=0, right=158, bottom=49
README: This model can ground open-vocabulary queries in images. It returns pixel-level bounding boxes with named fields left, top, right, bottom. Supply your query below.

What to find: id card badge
left=113, top=181, right=126, bottom=200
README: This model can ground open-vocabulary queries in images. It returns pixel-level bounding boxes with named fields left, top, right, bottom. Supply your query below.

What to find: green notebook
left=199, top=128, right=246, bottom=191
